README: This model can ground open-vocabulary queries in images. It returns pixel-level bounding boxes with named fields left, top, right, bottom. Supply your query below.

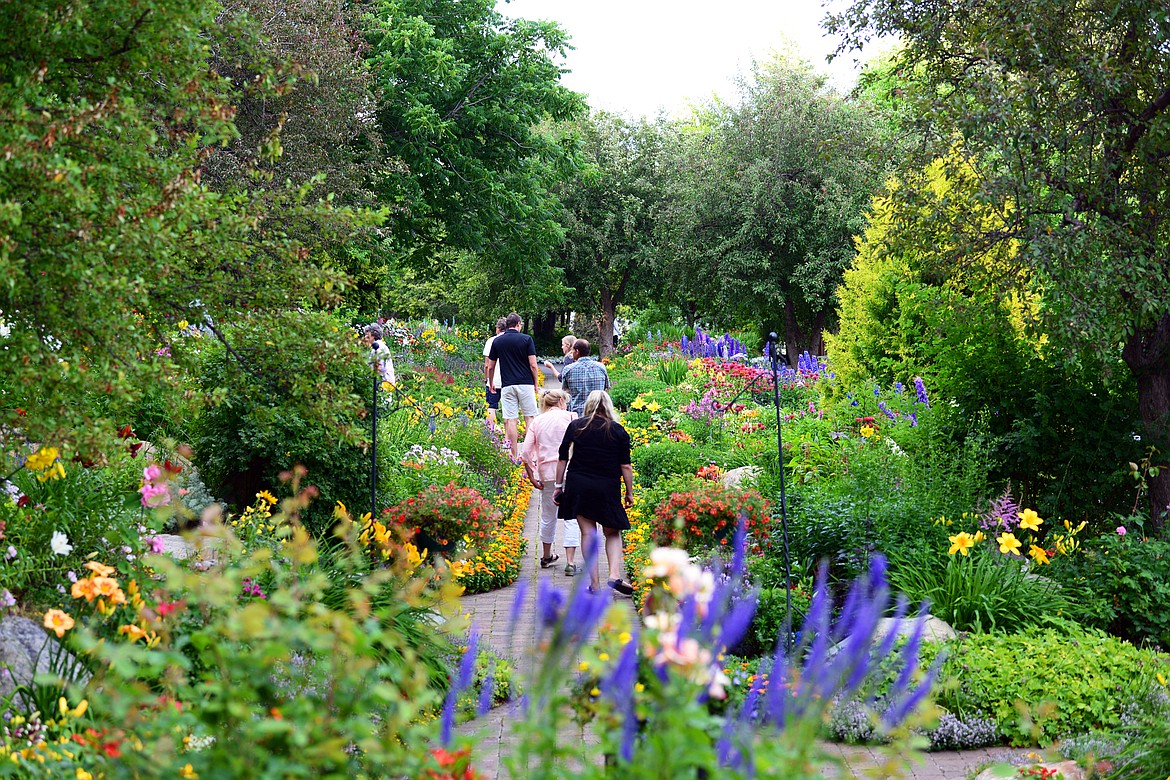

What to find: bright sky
left=495, top=0, right=888, bottom=118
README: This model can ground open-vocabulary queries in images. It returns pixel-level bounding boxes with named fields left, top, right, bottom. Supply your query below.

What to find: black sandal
left=540, top=554, right=560, bottom=569
left=607, top=578, right=634, bottom=596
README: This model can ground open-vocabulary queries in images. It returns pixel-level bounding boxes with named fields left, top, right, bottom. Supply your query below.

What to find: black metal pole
left=371, top=358, right=379, bottom=522
left=767, top=333, right=795, bottom=654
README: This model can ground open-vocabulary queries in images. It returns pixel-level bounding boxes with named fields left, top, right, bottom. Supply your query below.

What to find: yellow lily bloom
left=948, top=532, right=975, bottom=556
left=1018, top=508, right=1043, bottom=532
left=997, top=533, right=1023, bottom=556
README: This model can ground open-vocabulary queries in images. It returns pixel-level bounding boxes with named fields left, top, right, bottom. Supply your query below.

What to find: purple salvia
left=440, top=627, right=480, bottom=745
left=535, top=580, right=564, bottom=629
left=914, top=376, right=930, bottom=407
left=509, top=577, right=529, bottom=628
left=601, top=638, right=640, bottom=762
left=716, top=595, right=757, bottom=652
left=477, top=664, right=495, bottom=716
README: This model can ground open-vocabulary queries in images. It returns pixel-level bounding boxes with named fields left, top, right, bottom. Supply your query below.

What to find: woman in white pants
left=521, top=390, right=581, bottom=575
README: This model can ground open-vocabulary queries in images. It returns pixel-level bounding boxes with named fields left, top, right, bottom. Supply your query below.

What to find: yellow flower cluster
left=230, top=491, right=280, bottom=538
left=944, top=507, right=1061, bottom=565
left=26, top=446, right=66, bottom=482
left=453, top=467, right=531, bottom=595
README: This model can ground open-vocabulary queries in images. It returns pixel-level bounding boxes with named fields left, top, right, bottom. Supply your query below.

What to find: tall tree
left=828, top=0, right=1170, bottom=530
left=0, top=0, right=365, bottom=456
left=366, top=0, right=585, bottom=281
left=699, top=56, right=892, bottom=363
left=553, top=113, right=678, bottom=356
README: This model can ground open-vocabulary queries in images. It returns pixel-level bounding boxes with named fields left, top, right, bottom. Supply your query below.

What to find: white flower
left=50, top=530, right=73, bottom=556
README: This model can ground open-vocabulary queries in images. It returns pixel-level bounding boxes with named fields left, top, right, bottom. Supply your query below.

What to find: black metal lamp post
left=766, top=333, right=796, bottom=654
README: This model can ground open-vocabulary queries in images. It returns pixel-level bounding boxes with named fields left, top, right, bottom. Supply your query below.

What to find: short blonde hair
left=561, top=334, right=575, bottom=348
left=540, top=389, right=570, bottom=411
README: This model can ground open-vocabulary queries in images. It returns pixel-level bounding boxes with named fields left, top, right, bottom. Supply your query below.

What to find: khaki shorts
left=500, top=384, right=538, bottom=420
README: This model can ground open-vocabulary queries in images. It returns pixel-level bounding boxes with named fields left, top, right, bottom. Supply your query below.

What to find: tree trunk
left=598, top=287, right=616, bottom=358
left=783, top=302, right=827, bottom=369
left=532, top=311, right=557, bottom=349
left=1122, top=313, right=1170, bottom=536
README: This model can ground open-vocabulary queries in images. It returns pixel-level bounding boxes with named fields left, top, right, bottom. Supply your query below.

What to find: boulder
left=873, top=615, right=957, bottom=645
left=0, top=616, right=90, bottom=707
left=721, top=465, right=762, bottom=490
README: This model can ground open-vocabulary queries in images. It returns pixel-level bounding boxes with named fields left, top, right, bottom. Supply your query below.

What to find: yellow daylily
left=1018, top=508, right=1043, bottom=532
left=630, top=396, right=647, bottom=410
left=948, top=532, right=975, bottom=556
left=997, top=532, right=1023, bottom=556
left=973, top=530, right=986, bottom=544
left=860, top=425, right=875, bottom=438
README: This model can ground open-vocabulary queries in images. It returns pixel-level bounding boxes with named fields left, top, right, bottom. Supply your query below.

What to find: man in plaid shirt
left=559, top=339, right=611, bottom=416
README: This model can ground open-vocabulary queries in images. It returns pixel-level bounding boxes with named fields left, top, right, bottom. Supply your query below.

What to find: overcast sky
left=495, top=0, right=889, bottom=118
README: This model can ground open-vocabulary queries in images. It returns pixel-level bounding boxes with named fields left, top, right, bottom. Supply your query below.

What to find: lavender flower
left=878, top=401, right=897, bottom=420
left=0, top=589, right=15, bottom=609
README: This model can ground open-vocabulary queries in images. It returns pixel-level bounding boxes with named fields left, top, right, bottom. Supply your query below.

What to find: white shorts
left=500, top=384, right=538, bottom=420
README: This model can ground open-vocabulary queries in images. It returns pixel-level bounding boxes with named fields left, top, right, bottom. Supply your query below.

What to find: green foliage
left=1049, top=530, right=1170, bottom=650
left=551, top=113, right=686, bottom=356
left=826, top=156, right=1141, bottom=522
left=937, top=629, right=1165, bottom=746
left=367, top=0, right=584, bottom=277
left=190, top=313, right=386, bottom=535
left=610, top=377, right=669, bottom=410
left=0, top=0, right=363, bottom=459
left=656, top=358, right=690, bottom=386
left=827, top=0, right=1170, bottom=527
left=674, top=54, right=893, bottom=359
left=631, top=442, right=708, bottom=490
left=889, top=548, right=1078, bottom=634
left=0, top=455, right=146, bottom=603
left=1102, top=678, right=1170, bottom=780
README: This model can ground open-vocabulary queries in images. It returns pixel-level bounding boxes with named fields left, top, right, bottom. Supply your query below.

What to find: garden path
left=458, top=366, right=1035, bottom=778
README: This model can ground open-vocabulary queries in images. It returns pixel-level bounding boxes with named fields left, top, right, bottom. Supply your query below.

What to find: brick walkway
left=457, top=366, right=1034, bottom=778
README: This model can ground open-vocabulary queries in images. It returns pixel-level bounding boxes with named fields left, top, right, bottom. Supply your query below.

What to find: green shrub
left=1049, top=528, right=1170, bottom=650
left=191, top=314, right=394, bottom=536
left=631, top=441, right=708, bottom=489
left=889, top=547, right=1079, bottom=633
left=610, top=377, right=668, bottom=410
left=937, top=629, right=1164, bottom=746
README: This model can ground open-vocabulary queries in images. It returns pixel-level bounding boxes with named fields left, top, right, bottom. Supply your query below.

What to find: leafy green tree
left=552, top=113, right=680, bottom=356
left=366, top=0, right=585, bottom=281
left=828, top=0, right=1170, bottom=530
left=0, top=0, right=366, bottom=458
left=829, top=154, right=1141, bottom=520
left=695, top=55, right=893, bottom=363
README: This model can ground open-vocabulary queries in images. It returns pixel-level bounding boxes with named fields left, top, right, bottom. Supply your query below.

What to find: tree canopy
left=0, top=0, right=368, bottom=455
left=367, top=0, right=586, bottom=280
left=827, top=0, right=1170, bottom=527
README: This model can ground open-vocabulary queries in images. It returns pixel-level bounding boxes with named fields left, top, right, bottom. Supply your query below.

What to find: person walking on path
left=542, top=334, right=576, bottom=381
left=520, top=389, right=581, bottom=575
left=552, top=390, right=635, bottom=596
left=486, top=312, right=539, bottom=459
left=482, top=317, right=507, bottom=431
left=559, top=339, right=610, bottom=417
left=362, top=323, right=396, bottom=386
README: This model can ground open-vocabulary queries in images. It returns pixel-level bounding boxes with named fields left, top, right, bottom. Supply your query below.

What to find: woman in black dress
left=552, top=390, right=635, bottom=595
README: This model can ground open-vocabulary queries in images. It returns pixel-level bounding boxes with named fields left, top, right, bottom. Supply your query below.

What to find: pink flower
left=140, top=483, right=171, bottom=508
left=145, top=536, right=165, bottom=554
left=143, top=465, right=162, bottom=482
left=1116, top=526, right=1127, bottom=536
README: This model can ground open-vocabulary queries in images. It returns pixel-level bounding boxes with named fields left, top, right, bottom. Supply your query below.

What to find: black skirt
left=557, top=471, right=630, bottom=530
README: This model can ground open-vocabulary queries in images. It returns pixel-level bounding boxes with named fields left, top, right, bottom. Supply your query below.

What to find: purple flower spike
left=914, top=376, right=930, bottom=407
left=536, top=580, right=565, bottom=629
left=440, top=627, right=480, bottom=745
left=509, top=577, right=529, bottom=627
left=477, top=665, right=495, bottom=716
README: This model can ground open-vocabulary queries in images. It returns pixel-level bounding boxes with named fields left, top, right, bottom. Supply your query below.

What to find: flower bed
left=453, top=467, right=530, bottom=595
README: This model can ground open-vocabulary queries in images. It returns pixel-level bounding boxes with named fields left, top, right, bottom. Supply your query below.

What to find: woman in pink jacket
left=521, top=389, right=581, bottom=575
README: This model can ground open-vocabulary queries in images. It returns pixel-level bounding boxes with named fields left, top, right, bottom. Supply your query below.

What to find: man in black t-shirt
left=486, top=312, right=539, bottom=458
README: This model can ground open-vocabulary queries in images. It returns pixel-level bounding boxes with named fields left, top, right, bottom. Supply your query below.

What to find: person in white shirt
left=482, top=317, right=506, bottom=430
